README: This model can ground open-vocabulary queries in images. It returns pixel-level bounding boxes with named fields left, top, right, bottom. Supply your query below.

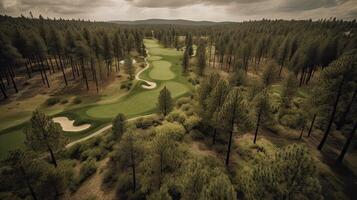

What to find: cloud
left=0, top=0, right=356, bottom=21
left=1, top=0, right=115, bottom=15
left=125, top=0, right=267, bottom=8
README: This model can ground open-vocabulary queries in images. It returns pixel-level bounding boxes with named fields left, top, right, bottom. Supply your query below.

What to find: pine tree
left=204, top=79, right=229, bottom=144
left=124, top=57, right=135, bottom=79
left=196, top=40, right=206, bottom=76
left=337, top=121, right=357, bottom=163
left=218, top=88, right=249, bottom=166
left=253, top=89, right=272, bottom=144
left=182, top=48, right=190, bottom=74
left=3, top=149, right=39, bottom=200
left=316, top=51, right=357, bottom=150
left=112, top=113, right=127, bottom=140
left=239, top=144, right=323, bottom=200
left=24, top=110, right=64, bottom=167
left=157, top=86, right=173, bottom=116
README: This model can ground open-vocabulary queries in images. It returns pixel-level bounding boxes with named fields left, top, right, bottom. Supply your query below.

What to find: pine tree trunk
left=254, top=107, right=262, bottom=144
left=0, top=75, right=7, bottom=99
left=40, top=56, right=50, bottom=88
left=307, top=114, right=317, bottom=137
left=9, top=66, right=18, bottom=93
left=81, top=59, right=89, bottom=91
left=336, top=121, right=357, bottom=163
left=48, top=145, right=58, bottom=168
left=131, top=148, right=136, bottom=192
left=212, top=128, right=217, bottom=145
left=20, top=166, right=38, bottom=200
left=318, top=77, right=344, bottom=150
left=336, top=89, right=356, bottom=130
left=299, top=126, right=305, bottom=139
left=58, top=54, right=68, bottom=86
left=25, top=61, right=31, bottom=78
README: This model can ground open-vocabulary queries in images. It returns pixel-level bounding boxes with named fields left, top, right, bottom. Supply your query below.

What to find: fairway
left=148, top=56, right=162, bottom=61
left=149, top=60, right=175, bottom=80
left=86, top=82, right=188, bottom=118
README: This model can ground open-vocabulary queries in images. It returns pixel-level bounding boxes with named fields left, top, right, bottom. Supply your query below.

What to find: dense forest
left=0, top=15, right=356, bottom=200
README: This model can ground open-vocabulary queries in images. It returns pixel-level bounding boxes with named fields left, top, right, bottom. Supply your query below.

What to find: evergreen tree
left=157, top=86, right=173, bottom=116
left=196, top=40, right=206, bottom=76
left=112, top=113, right=127, bottom=140
left=124, top=57, right=135, bottom=80
left=239, top=144, right=323, bottom=200
left=218, top=88, right=250, bottom=166
left=204, top=79, right=229, bottom=144
left=182, top=48, right=190, bottom=74
left=24, top=110, right=64, bottom=167
left=253, top=89, right=272, bottom=144
left=3, top=149, right=40, bottom=200
left=316, top=51, right=357, bottom=150
left=337, top=121, right=357, bottom=163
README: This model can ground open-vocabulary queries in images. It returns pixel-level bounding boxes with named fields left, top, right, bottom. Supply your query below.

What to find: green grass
left=0, top=39, right=194, bottom=160
left=149, top=60, right=175, bottom=80
left=148, top=56, right=162, bottom=61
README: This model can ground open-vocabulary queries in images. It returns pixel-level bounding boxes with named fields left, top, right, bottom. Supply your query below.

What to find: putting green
left=148, top=56, right=162, bottom=61
left=149, top=61, right=175, bottom=80
left=86, top=82, right=188, bottom=119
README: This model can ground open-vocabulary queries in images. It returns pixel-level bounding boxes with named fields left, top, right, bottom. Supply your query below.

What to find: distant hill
left=110, top=19, right=234, bottom=26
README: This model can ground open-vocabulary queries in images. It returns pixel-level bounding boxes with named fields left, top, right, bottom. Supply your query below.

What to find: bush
left=78, top=160, right=97, bottom=184
left=190, top=129, right=205, bottom=140
left=183, top=116, right=200, bottom=132
left=154, top=122, right=186, bottom=141
left=46, top=97, right=60, bottom=106
left=176, top=97, right=191, bottom=108
left=102, top=167, right=118, bottom=189
left=73, top=97, right=82, bottom=104
left=135, top=115, right=162, bottom=129
left=60, top=99, right=68, bottom=104
left=166, top=110, right=186, bottom=124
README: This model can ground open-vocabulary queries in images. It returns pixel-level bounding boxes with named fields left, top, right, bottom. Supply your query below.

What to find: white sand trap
left=119, top=59, right=137, bottom=65
left=53, top=117, right=91, bottom=132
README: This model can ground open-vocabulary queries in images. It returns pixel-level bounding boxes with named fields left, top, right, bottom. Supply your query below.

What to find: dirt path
left=135, top=49, right=157, bottom=89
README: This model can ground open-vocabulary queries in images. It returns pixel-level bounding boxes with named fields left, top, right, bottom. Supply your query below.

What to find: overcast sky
left=1, top=0, right=356, bottom=21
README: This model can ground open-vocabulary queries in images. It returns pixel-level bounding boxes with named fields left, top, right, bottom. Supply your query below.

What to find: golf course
left=0, top=39, right=194, bottom=159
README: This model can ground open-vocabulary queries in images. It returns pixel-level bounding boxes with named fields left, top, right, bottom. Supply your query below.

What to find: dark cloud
left=125, top=0, right=267, bottom=8
left=1, top=0, right=114, bottom=15
left=277, top=0, right=348, bottom=11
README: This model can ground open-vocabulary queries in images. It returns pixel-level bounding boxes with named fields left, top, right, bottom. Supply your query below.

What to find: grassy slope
left=0, top=39, right=193, bottom=160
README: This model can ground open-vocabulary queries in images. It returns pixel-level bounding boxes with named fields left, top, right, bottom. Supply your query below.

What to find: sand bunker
left=53, top=117, right=91, bottom=132
left=119, top=59, right=137, bottom=65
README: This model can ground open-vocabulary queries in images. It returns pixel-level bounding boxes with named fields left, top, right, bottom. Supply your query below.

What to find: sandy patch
left=119, top=59, right=137, bottom=65
left=53, top=117, right=91, bottom=132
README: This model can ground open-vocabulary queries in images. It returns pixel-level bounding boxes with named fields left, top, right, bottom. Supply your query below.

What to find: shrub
left=176, top=97, right=191, bottom=108
left=183, top=116, right=200, bottom=132
left=78, top=160, right=97, bottom=183
left=135, top=115, right=162, bottom=129
left=154, top=122, right=186, bottom=141
left=60, top=99, right=68, bottom=104
left=73, top=97, right=82, bottom=104
left=102, top=167, right=118, bottom=189
left=190, top=129, right=205, bottom=140
left=166, top=110, right=186, bottom=124
left=46, top=97, right=60, bottom=106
